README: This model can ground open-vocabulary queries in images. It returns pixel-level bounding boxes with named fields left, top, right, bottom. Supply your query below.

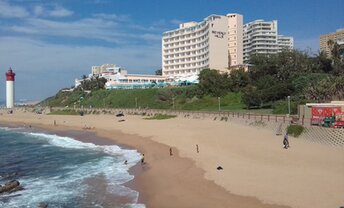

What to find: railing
left=9, top=106, right=344, bottom=147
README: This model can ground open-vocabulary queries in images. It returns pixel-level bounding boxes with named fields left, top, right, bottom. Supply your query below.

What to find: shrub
left=144, top=114, right=177, bottom=120
left=48, top=109, right=80, bottom=115
left=287, top=124, right=304, bottom=137
left=272, top=100, right=298, bottom=115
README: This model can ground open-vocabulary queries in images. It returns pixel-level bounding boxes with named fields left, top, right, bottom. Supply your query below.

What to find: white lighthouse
left=6, top=67, right=16, bottom=108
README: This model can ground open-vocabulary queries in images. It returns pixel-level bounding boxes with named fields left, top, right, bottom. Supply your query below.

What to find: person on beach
left=169, top=147, right=173, bottom=156
left=196, top=144, right=199, bottom=153
left=283, top=133, right=289, bottom=149
left=141, top=154, right=145, bottom=164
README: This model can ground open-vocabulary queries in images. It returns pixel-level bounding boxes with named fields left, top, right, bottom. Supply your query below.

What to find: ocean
left=0, top=127, right=145, bottom=208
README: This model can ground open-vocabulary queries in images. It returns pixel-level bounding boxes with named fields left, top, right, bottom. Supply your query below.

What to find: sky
left=0, top=0, right=343, bottom=101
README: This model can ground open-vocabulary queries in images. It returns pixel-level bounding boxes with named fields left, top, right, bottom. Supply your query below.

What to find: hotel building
left=162, top=15, right=293, bottom=77
left=227, top=13, right=243, bottom=67
left=320, top=28, right=344, bottom=58
left=243, top=19, right=293, bottom=63
left=162, top=15, right=229, bottom=78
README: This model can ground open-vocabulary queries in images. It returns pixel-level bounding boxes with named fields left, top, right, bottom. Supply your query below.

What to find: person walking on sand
left=169, top=147, right=173, bottom=156
left=283, top=133, right=289, bottom=149
left=141, top=154, right=145, bottom=164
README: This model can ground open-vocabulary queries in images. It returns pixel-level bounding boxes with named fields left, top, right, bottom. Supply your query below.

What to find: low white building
left=75, top=64, right=171, bottom=90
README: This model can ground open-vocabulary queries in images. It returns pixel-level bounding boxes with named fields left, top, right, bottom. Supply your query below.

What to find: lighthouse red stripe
left=6, top=69, right=15, bottom=81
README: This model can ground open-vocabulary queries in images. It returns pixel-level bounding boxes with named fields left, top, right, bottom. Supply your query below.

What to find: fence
left=17, top=106, right=344, bottom=148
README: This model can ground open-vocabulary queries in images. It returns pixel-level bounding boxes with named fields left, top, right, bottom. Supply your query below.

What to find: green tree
left=242, top=85, right=261, bottom=108
left=155, top=69, right=162, bottom=75
left=197, top=69, right=230, bottom=97
left=228, top=68, right=249, bottom=92
left=304, top=76, right=336, bottom=102
left=328, top=41, right=344, bottom=75
left=311, top=51, right=333, bottom=73
left=80, top=77, right=107, bottom=91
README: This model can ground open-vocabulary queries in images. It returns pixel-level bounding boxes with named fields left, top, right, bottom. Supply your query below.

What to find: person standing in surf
left=141, top=154, right=145, bottom=164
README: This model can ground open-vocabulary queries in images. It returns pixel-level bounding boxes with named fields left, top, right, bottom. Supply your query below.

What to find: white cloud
left=92, top=13, right=130, bottom=22
left=49, top=6, right=73, bottom=17
left=0, top=36, right=161, bottom=100
left=33, top=5, right=44, bottom=16
left=6, top=16, right=162, bottom=45
left=0, top=1, right=29, bottom=18
left=170, top=19, right=183, bottom=25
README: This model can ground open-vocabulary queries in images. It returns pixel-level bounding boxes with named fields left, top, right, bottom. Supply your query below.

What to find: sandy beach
left=0, top=109, right=343, bottom=208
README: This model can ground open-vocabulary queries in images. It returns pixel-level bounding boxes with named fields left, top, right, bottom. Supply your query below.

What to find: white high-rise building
left=243, top=19, right=293, bottom=63
left=227, top=13, right=243, bottom=66
left=162, top=15, right=293, bottom=76
left=243, top=20, right=278, bottom=63
left=162, top=15, right=229, bottom=78
left=277, top=35, right=294, bottom=52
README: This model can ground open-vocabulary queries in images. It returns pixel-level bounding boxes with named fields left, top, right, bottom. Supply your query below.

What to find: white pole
left=287, top=96, right=291, bottom=115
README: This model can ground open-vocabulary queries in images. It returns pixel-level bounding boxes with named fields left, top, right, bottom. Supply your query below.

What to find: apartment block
left=278, top=35, right=294, bottom=52
left=227, top=13, right=243, bottom=66
left=162, top=15, right=229, bottom=78
left=320, top=28, right=344, bottom=58
left=243, top=19, right=293, bottom=63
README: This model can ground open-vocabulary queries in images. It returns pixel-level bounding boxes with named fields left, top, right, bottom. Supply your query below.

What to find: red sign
left=311, top=106, right=342, bottom=124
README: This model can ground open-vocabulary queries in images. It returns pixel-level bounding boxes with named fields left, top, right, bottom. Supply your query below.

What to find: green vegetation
left=144, top=114, right=177, bottom=120
left=42, top=86, right=246, bottom=111
left=42, top=44, right=344, bottom=114
left=48, top=109, right=82, bottom=115
left=287, top=124, right=305, bottom=137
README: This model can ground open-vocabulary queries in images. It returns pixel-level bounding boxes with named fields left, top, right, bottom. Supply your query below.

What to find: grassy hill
left=41, top=86, right=246, bottom=112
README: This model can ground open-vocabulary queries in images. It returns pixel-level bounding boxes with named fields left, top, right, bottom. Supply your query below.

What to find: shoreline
left=0, top=122, right=287, bottom=208
left=0, top=109, right=343, bottom=208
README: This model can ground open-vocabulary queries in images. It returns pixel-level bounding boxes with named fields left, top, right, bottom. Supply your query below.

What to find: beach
left=0, top=109, right=343, bottom=208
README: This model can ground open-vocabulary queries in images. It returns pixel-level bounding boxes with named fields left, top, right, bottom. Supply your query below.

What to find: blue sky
left=0, top=0, right=343, bottom=101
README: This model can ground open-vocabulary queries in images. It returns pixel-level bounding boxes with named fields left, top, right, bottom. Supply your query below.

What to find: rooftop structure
left=91, top=64, right=125, bottom=75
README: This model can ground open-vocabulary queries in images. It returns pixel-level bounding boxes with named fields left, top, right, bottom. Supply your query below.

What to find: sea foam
left=0, top=130, right=144, bottom=208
